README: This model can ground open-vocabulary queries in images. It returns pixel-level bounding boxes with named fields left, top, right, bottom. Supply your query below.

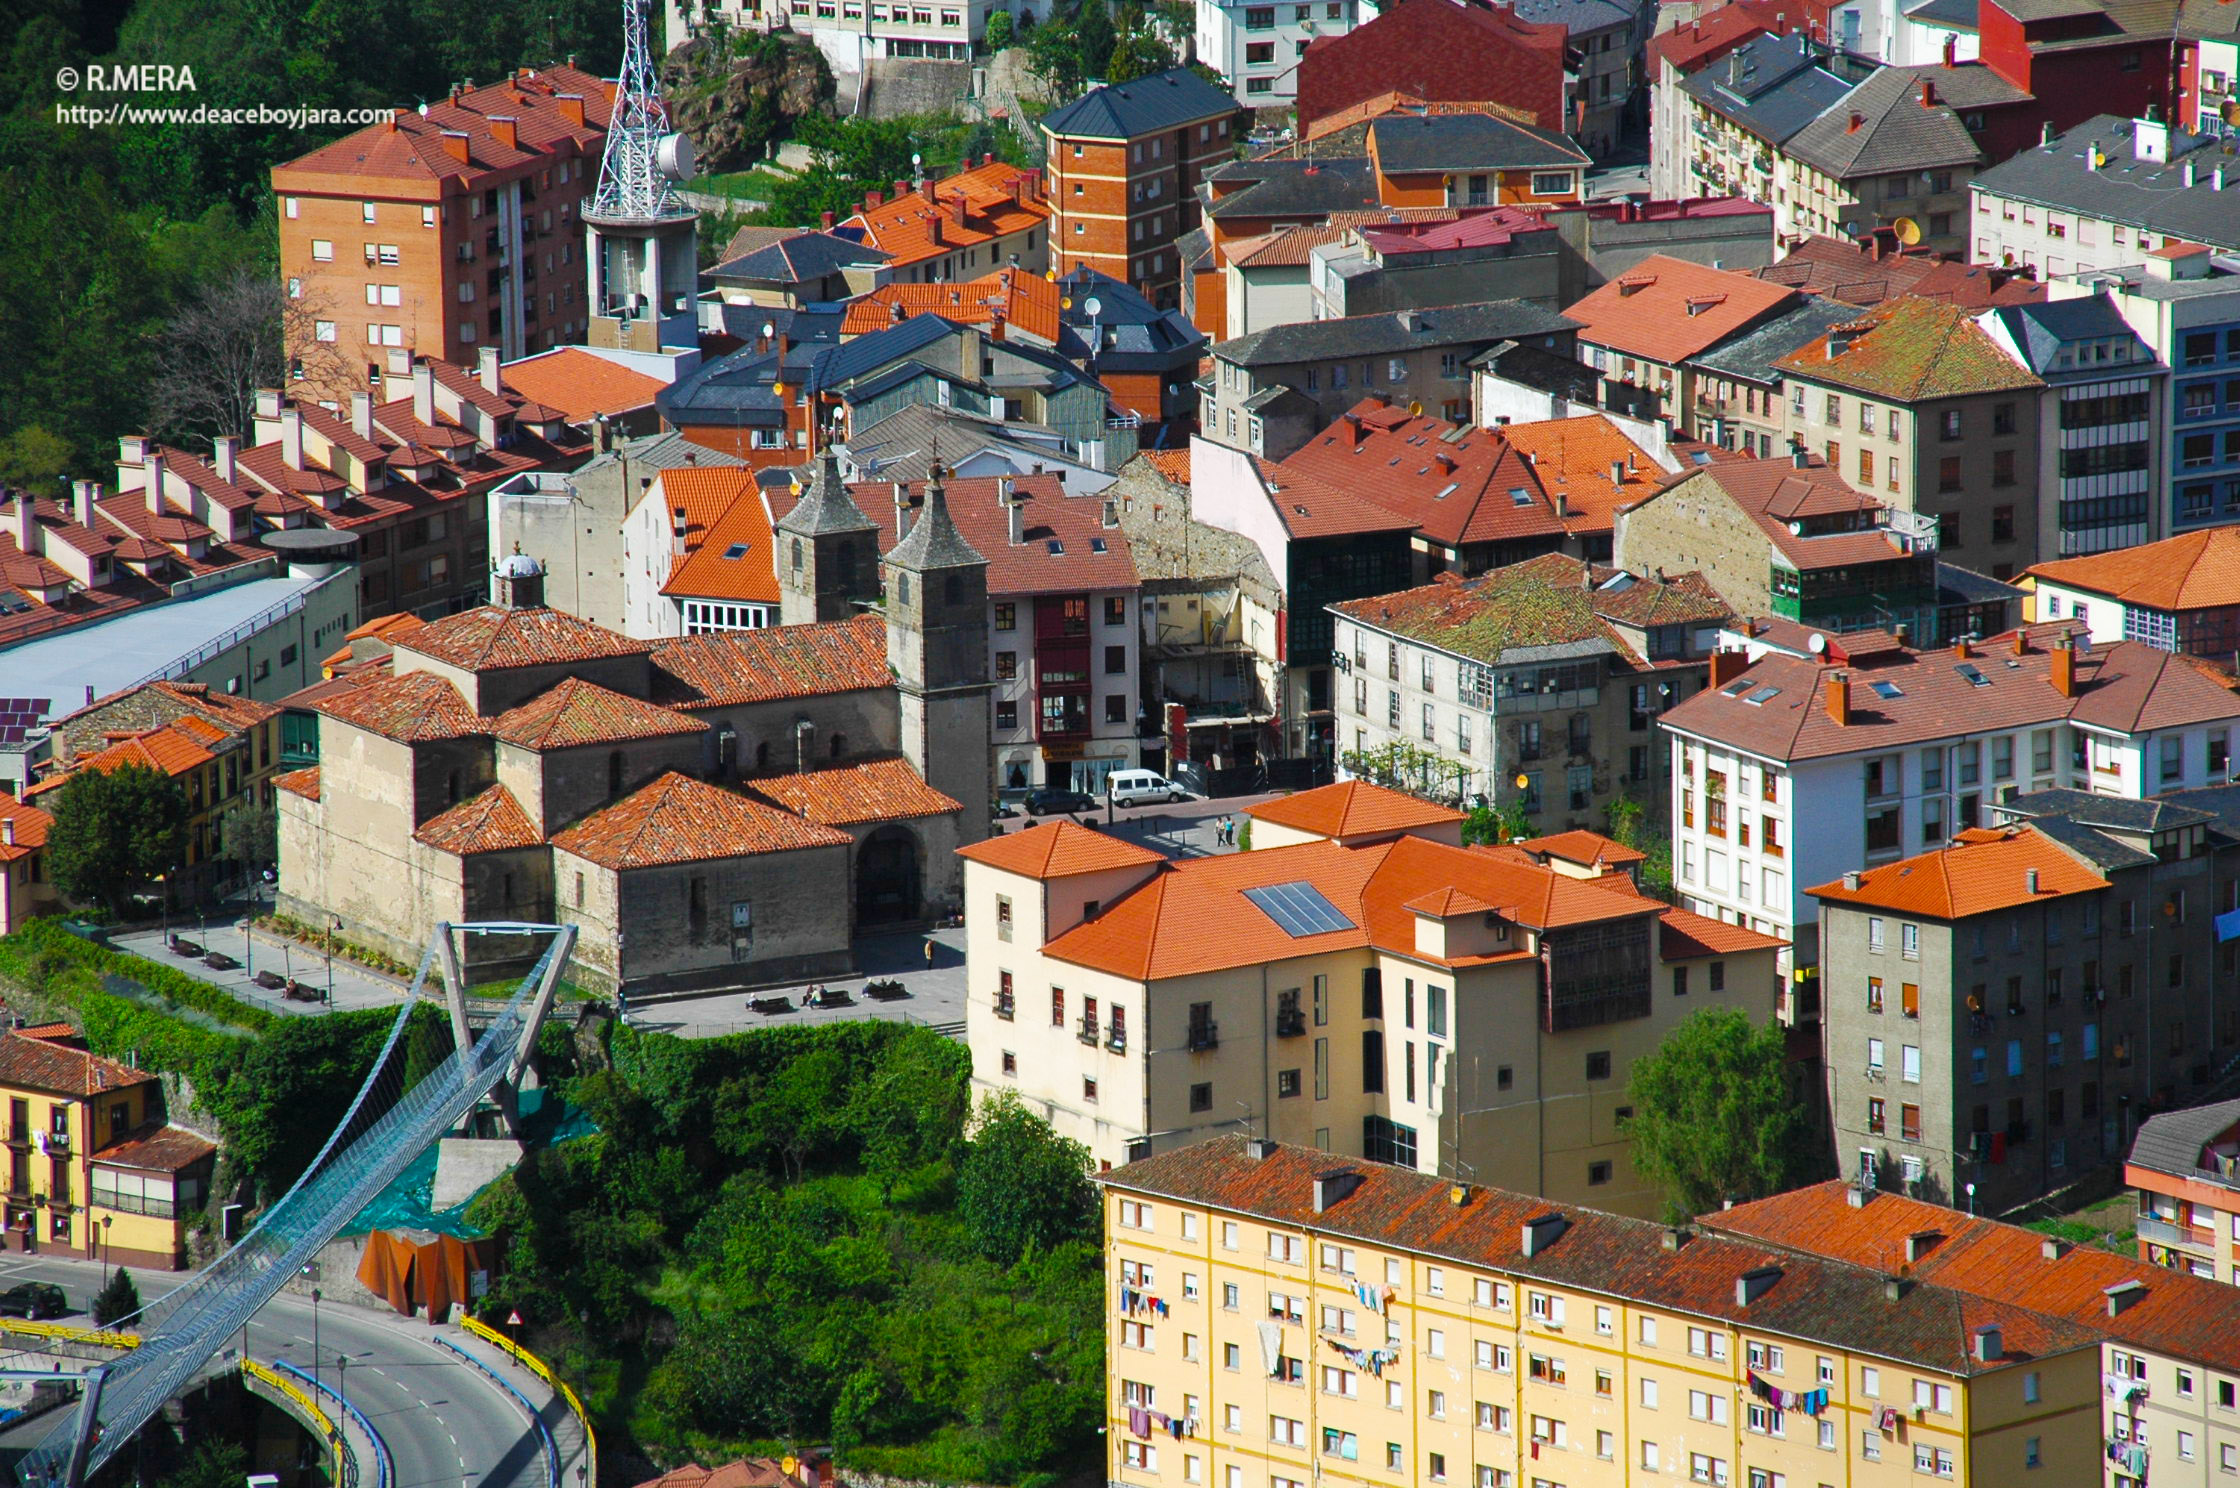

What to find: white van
left=1107, top=770, right=1189, bottom=808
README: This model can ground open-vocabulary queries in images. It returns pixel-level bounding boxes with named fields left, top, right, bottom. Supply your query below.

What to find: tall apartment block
left=1043, top=68, right=1242, bottom=311
left=270, top=67, right=611, bottom=395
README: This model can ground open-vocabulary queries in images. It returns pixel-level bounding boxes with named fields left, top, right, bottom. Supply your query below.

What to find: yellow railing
left=242, top=1356, right=338, bottom=1466
left=461, top=1315, right=597, bottom=1484
left=0, top=1320, right=140, bottom=1350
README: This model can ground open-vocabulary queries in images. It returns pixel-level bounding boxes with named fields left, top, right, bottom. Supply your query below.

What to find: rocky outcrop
left=662, top=30, right=836, bottom=174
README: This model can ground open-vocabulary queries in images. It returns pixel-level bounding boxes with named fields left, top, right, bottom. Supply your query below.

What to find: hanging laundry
left=1258, top=1320, right=1284, bottom=1378
left=1878, top=1406, right=1902, bottom=1433
left=1127, top=1407, right=1150, bottom=1439
left=1168, top=1417, right=1186, bottom=1440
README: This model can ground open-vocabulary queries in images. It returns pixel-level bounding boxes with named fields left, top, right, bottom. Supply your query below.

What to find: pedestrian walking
left=924, top=936, right=938, bottom=971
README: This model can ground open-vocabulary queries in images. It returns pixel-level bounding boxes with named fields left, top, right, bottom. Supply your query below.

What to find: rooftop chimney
left=12, top=490, right=33, bottom=557
left=279, top=407, right=304, bottom=470
left=2041, top=1236, right=2066, bottom=1259
left=1245, top=1137, right=1278, bottom=1160
left=2051, top=633, right=2077, bottom=697
left=1734, top=1267, right=1780, bottom=1306
left=1521, top=1211, right=1568, bottom=1257
left=2013, top=628, right=2029, bottom=656
left=1955, top=635, right=1972, bottom=659
left=2026, top=867, right=2041, bottom=895
left=1792, top=445, right=1810, bottom=469
left=1825, top=670, right=1851, bottom=726
left=1919, top=79, right=1936, bottom=107
left=439, top=130, right=471, bottom=163
left=478, top=345, right=503, bottom=395
left=1943, top=33, right=1957, bottom=66
left=556, top=93, right=585, bottom=125
left=1709, top=649, right=1749, bottom=688
left=2, top=820, right=14, bottom=848
left=213, top=435, right=239, bottom=484
left=1974, top=1326, right=2002, bottom=1363
left=1847, top=111, right=1864, bottom=133
left=895, top=482, right=914, bottom=540
left=413, top=361, right=437, bottom=428
left=351, top=390, right=374, bottom=441
left=145, top=452, right=169, bottom=516
left=71, top=480, right=96, bottom=530
left=821, top=209, right=836, bottom=231
left=489, top=115, right=518, bottom=150
left=1313, top=1171, right=1362, bottom=1212
left=1847, top=1183, right=1870, bottom=1207
left=1005, top=485, right=1025, bottom=545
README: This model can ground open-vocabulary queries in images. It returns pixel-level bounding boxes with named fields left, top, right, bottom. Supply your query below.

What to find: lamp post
left=336, top=1353, right=348, bottom=1452
left=98, top=1216, right=110, bottom=1291
left=326, top=918, right=339, bottom=1004
left=155, top=874, right=167, bottom=946
left=308, top=1281, right=322, bottom=1403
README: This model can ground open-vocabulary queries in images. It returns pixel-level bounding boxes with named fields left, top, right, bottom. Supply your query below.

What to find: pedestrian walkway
left=107, top=914, right=419, bottom=1017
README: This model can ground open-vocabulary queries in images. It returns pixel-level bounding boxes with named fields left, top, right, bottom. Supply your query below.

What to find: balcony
left=3, top=1129, right=28, bottom=1151
left=1276, top=1009, right=1307, bottom=1038
left=993, top=995, right=1015, bottom=1022
left=1106, top=1028, right=1128, bottom=1055
left=1077, top=1016, right=1101, bottom=1046
left=2138, top=1214, right=2214, bottom=1250
left=1187, top=1020, right=1220, bottom=1052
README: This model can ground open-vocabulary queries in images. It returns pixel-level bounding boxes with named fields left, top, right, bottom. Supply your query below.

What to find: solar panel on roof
left=1244, top=881, right=1356, bottom=938
left=1956, top=663, right=1989, bottom=687
left=0, top=728, right=24, bottom=745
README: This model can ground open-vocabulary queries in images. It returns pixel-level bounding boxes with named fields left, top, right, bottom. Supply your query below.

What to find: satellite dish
left=1407, top=400, right=1423, bottom=416
left=1084, top=296, right=1104, bottom=318
left=1789, top=520, right=1805, bottom=535
left=1840, top=220, right=1861, bottom=238
left=912, top=151, right=923, bottom=168
left=1808, top=632, right=1829, bottom=655
left=761, top=320, right=777, bottom=341
left=1892, top=217, right=1923, bottom=246
left=1060, top=296, right=1074, bottom=310
left=655, top=133, right=696, bottom=182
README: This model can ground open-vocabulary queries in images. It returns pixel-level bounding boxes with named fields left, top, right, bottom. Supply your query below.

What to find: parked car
left=1024, top=787, right=1098, bottom=816
left=1107, top=769, right=1189, bottom=808
left=0, top=1283, right=67, bottom=1319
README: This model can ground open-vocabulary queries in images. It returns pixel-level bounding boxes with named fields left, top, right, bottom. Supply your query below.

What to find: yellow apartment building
left=961, top=780, right=1784, bottom=1217
left=1100, top=1138, right=2103, bottom=1488
left=0, top=1031, right=216, bottom=1271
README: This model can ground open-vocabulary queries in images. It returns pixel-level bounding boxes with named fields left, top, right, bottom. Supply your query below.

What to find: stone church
left=276, top=450, right=991, bottom=995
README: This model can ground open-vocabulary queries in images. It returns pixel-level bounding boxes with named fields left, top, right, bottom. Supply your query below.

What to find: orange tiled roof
left=1807, top=824, right=2110, bottom=919
left=495, top=347, right=665, bottom=422
left=1248, top=780, right=1465, bottom=841
left=1141, top=448, right=1191, bottom=486
left=840, top=268, right=1062, bottom=343
left=651, top=614, right=891, bottom=708
left=1497, top=415, right=1667, bottom=542
left=1519, top=829, right=1647, bottom=870
left=13, top=1024, right=77, bottom=1043
left=0, top=795, right=52, bottom=862
left=397, top=605, right=657, bottom=672
left=313, top=670, right=486, bottom=743
left=1659, top=905, right=1787, bottom=960
left=272, top=66, right=611, bottom=188
left=0, top=1032, right=155, bottom=1097
left=955, top=820, right=1168, bottom=879
left=413, top=784, right=544, bottom=856
left=660, top=472, right=782, bottom=607
left=839, top=161, right=1051, bottom=270
left=93, top=1122, right=218, bottom=1172
left=1563, top=255, right=1797, bottom=367
left=2024, top=525, right=2240, bottom=613
left=273, top=767, right=322, bottom=802
left=750, top=757, right=961, bottom=826
left=26, top=725, right=215, bottom=798
left=552, top=773, right=852, bottom=869
left=490, top=677, right=707, bottom=751
left=1772, top=296, right=2044, bottom=402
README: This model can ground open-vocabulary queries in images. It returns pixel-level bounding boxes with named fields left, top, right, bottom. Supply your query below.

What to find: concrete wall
left=1614, top=468, right=1779, bottom=619
left=556, top=840, right=854, bottom=994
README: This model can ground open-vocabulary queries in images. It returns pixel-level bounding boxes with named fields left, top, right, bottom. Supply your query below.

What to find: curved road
left=0, top=1252, right=567, bottom=1488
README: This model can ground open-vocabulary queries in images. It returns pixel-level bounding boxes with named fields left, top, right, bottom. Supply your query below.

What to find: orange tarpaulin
left=356, top=1231, right=496, bottom=1319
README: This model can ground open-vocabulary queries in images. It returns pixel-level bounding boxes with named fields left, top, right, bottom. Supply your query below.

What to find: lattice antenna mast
left=591, top=0, right=689, bottom=222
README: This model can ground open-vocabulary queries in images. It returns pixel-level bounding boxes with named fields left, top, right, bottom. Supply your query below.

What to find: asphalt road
left=0, top=1251, right=565, bottom=1488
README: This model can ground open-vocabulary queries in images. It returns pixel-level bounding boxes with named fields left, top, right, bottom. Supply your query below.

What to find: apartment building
left=1976, top=297, right=2163, bottom=559
left=1363, top=115, right=1589, bottom=211
left=1511, top=0, right=1647, bottom=155
left=1562, top=256, right=1800, bottom=429
left=2025, top=526, right=2240, bottom=658
left=1200, top=0, right=1362, bottom=108
left=2128, top=1097, right=2240, bottom=1283
left=2056, top=248, right=2240, bottom=542
left=1657, top=624, right=2240, bottom=979
left=962, top=780, right=1782, bottom=1215
left=618, top=466, right=779, bottom=638
left=270, top=67, right=609, bottom=391
left=1043, top=69, right=1241, bottom=310
left=1684, top=299, right=1858, bottom=458
left=664, top=0, right=1021, bottom=65
left=1291, top=0, right=1566, bottom=131
left=1812, top=813, right=2229, bottom=1214
left=836, top=159, right=1052, bottom=286
left=1707, top=1179, right=2240, bottom=1488
left=1100, top=1138, right=2098, bottom=1488
left=1770, top=297, right=2046, bottom=579
left=1970, top=115, right=2240, bottom=274
left=1329, top=553, right=1729, bottom=828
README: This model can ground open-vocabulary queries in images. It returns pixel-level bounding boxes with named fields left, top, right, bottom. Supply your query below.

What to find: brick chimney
left=1943, top=33, right=1957, bottom=66
left=1847, top=111, right=1864, bottom=132
left=1708, top=649, right=1749, bottom=688
left=489, top=115, right=519, bottom=150
left=950, top=192, right=967, bottom=227
left=991, top=310, right=1007, bottom=343
left=556, top=93, right=585, bottom=125
left=1955, top=634, right=1972, bottom=659
left=145, top=452, right=169, bottom=516
left=821, top=209, right=836, bottom=231
left=1825, top=670, right=1851, bottom=726
left=2051, top=633, right=2078, bottom=698
left=2012, top=628, right=2029, bottom=656
left=1918, top=78, right=1936, bottom=107
left=478, top=345, right=503, bottom=395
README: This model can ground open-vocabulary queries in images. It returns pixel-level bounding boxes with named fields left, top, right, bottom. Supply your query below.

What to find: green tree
left=1074, top=0, right=1117, bottom=77
left=1104, top=24, right=1175, bottom=81
left=44, top=763, right=190, bottom=916
left=956, top=1093, right=1097, bottom=1264
left=92, top=1266, right=140, bottom=1326
left=1625, top=1008, right=1802, bottom=1222
left=1461, top=800, right=1532, bottom=847
left=982, top=9, right=1014, bottom=49
left=216, top=795, right=278, bottom=873
left=155, top=1438, right=247, bottom=1488
left=1605, top=794, right=1674, bottom=901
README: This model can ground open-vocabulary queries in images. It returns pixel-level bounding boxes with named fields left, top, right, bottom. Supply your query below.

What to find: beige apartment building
left=1100, top=1138, right=2101, bottom=1488
left=960, top=780, right=1782, bottom=1217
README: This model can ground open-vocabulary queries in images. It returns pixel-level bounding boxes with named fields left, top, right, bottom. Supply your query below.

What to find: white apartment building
left=619, top=465, right=779, bottom=640
left=1196, top=0, right=1359, bottom=107
left=1658, top=628, right=2240, bottom=984
left=665, top=0, right=1023, bottom=70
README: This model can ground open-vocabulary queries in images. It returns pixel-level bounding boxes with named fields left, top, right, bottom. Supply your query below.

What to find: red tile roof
left=750, top=757, right=961, bottom=826
left=0, top=1032, right=156, bottom=1097
left=1564, top=256, right=1799, bottom=366
left=956, top=820, right=1168, bottom=879
left=1141, top=448, right=1191, bottom=487
left=25, top=725, right=215, bottom=798
left=1754, top=235, right=2045, bottom=309
left=490, top=678, right=707, bottom=751
left=272, top=66, right=611, bottom=189
left=1497, top=416, right=1668, bottom=541
left=1248, top=780, right=1465, bottom=840
left=313, top=670, right=486, bottom=743
left=1520, top=829, right=1647, bottom=870
left=838, top=161, right=1051, bottom=271
left=494, top=348, right=666, bottom=422
left=551, top=772, right=852, bottom=868
left=1107, top=1139, right=2098, bottom=1377
left=2024, top=525, right=2240, bottom=612
left=630, top=1463, right=813, bottom=1488
left=93, top=1123, right=218, bottom=1172
left=413, top=784, right=545, bottom=856
left=1773, top=296, right=2044, bottom=401
left=1701, top=1180, right=2240, bottom=1375
left=840, top=268, right=1063, bottom=343
left=1295, top=0, right=1568, bottom=132
left=0, top=795, right=52, bottom=863
left=1251, top=458, right=1424, bottom=542
left=273, top=767, right=322, bottom=802
left=1658, top=905, right=1787, bottom=960
left=659, top=471, right=782, bottom=606
left=1630, top=455, right=1912, bottom=574
left=651, top=614, right=891, bottom=708
left=398, top=605, right=657, bottom=671
left=1807, top=824, right=2110, bottom=918
left=1278, top=401, right=1559, bottom=549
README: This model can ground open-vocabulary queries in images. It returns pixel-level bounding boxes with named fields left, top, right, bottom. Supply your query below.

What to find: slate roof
left=413, top=784, right=545, bottom=856
left=885, top=479, right=987, bottom=573
left=775, top=448, right=879, bottom=539
left=651, top=614, right=892, bottom=708
left=552, top=772, right=853, bottom=868
left=1689, top=296, right=1859, bottom=384
left=1203, top=158, right=1382, bottom=221
left=751, top=757, right=961, bottom=826
left=1248, top=779, right=1466, bottom=840
left=0, top=1033, right=155, bottom=1098
left=2023, top=526, right=2240, bottom=611
left=1681, top=32, right=1864, bottom=146
left=397, top=605, right=656, bottom=671
left=1783, top=64, right=2021, bottom=178
left=707, top=230, right=888, bottom=285
left=1972, top=116, right=2240, bottom=249
left=1368, top=113, right=1589, bottom=173
left=1040, top=66, right=1239, bottom=139
left=1214, top=300, right=1575, bottom=368
left=1106, top=1140, right=2093, bottom=1377
left=1564, top=255, right=1799, bottom=365
left=2129, top=1099, right=2240, bottom=1183
left=489, top=678, right=707, bottom=751
left=1979, top=294, right=2149, bottom=377
left=1055, top=266, right=1208, bottom=373
left=1807, top=824, right=2111, bottom=918
left=1772, top=296, right=2044, bottom=400
left=1504, top=0, right=1637, bottom=31
left=956, top=819, right=1169, bottom=878
left=843, top=402, right=1095, bottom=485
left=771, top=473, right=1132, bottom=599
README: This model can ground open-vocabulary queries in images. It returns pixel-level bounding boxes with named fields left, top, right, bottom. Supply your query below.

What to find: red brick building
left=1041, top=67, right=1243, bottom=310
left=1293, top=0, right=1569, bottom=136
left=270, top=66, right=612, bottom=396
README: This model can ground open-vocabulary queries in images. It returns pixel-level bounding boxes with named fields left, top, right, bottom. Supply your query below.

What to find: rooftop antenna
left=589, top=0, right=693, bottom=223
left=1235, top=1099, right=1260, bottom=1141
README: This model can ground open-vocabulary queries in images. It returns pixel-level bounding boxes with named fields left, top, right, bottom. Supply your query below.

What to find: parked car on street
left=1024, top=787, right=1098, bottom=816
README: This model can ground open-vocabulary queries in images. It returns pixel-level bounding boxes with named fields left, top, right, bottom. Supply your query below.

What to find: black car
left=1024, top=787, right=1098, bottom=816
left=0, top=1283, right=67, bottom=1320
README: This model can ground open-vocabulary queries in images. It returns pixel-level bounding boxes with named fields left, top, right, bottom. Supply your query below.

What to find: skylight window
left=1436, top=482, right=1459, bottom=500
left=1509, top=487, right=1533, bottom=506
left=721, top=543, right=751, bottom=560
left=1722, top=679, right=1754, bottom=697
left=1869, top=680, right=1903, bottom=700
left=1745, top=686, right=1781, bottom=705
left=1091, top=537, right=1108, bottom=553
left=1048, top=539, right=1065, bottom=555
left=1955, top=663, right=1989, bottom=687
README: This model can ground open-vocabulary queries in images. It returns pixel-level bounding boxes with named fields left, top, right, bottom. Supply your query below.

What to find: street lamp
left=98, top=1216, right=110, bottom=1290
left=307, top=1279, right=322, bottom=1403
left=336, top=1353, right=349, bottom=1448
left=326, top=918, right=340, bottom=1004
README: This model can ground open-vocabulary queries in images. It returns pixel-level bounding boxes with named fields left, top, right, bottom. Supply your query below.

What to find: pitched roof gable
left=551, top=773, right=852, bottom=868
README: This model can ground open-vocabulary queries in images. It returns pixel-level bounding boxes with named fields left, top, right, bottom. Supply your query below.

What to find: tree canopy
left=1624, top=1007, right=1805, bottom=1222
left=44, top=762, right=190, bottom=915
left=957, top=1092, right=1097, bottom=1265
